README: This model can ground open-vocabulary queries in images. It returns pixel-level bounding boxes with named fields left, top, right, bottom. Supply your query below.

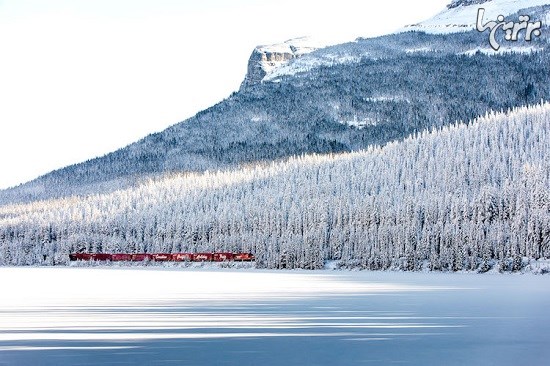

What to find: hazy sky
left=0, top=0, right=448, bottom=189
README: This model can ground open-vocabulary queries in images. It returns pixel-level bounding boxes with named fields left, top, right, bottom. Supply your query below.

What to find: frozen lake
left=0, top=267, right=548, bottom=366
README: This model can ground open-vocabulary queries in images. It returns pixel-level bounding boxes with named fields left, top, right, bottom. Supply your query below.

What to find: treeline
left=0, top=104, right=548, bottom=272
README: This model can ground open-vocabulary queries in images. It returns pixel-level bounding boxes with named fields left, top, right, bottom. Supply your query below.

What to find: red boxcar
left=131, top=253, right=154, bottom=262
left=111, top=253, right=132, bottom=262
left=234, top=253, right=255, bottom=261
left=193, top=253, right=213, bottom=262
left=213, top=252, right=234, bottom=262
left=172, top=253, right=193, bottom=262
left=90, top=253, right=112, bottom=261
left=152, top=253, right=172, bottom=262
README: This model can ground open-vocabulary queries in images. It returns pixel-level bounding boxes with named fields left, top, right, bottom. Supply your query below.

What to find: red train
left=69, top=252, right=255, bottom=262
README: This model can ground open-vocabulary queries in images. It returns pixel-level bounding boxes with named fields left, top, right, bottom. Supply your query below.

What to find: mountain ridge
left=1, top=0, right=549, bottom=205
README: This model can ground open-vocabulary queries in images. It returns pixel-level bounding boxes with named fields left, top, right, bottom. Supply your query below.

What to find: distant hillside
left=1, top=103, right=548, bottom=272
left=0, top=2, right=548, bottom=205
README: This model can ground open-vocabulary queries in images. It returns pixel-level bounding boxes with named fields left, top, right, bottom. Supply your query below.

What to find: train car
left=213, top=252, right=234, bottom=262
left=90, top=253, right=112, bottom=261
left=151, top=253, right=172, bottom=262
left=193, top=253, right=214, bottom=262
left=111, top=253, right=132, bottom=262
left=69, top=253, right=92, bottom=261
left=68, top=253, right=111, bottom=261
left=234, top=253, right=255, bottom=261
left=69, top=252, right=254, bottom=262
left=131, top=253, right=154, bottom=261
left=172, top=253, right=193, bottom=262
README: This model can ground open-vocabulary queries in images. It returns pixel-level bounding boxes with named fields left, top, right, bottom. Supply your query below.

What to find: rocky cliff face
left=240, top=37, right=320, bottom=88
left=241, top=48, right=294, bottom=88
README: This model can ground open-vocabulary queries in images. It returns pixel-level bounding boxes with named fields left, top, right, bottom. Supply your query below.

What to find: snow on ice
left=0, top=267, right=549, bottom=365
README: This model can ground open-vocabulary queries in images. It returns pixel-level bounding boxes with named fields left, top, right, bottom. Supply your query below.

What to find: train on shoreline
left=69, top=252, right=255, bottom=262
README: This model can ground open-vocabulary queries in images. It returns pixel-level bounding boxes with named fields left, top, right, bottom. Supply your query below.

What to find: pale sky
left=0, top=0, right=448, bottom=189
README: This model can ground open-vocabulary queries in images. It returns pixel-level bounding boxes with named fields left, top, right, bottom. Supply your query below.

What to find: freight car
left=69, top=252, right=255, bottom=262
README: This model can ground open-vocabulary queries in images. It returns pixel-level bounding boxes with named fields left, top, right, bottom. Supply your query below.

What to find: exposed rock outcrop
left=240, top=37, right=319, bottom=88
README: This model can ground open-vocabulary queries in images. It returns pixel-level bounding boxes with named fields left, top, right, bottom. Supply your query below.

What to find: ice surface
left=0, top=268, right=549, bottom=365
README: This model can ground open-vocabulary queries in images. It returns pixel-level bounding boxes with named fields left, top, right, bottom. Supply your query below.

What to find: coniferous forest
left=1, top=104, right=548, bottom=271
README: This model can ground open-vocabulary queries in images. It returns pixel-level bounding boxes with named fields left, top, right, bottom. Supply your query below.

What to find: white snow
left=401, top=0, right=550, bottom=34
left=266, top=52, right=361, bottom=81
left=264, top=61, right=310, bottom=80
left=339, top=116, right=378, bottom=129
left=0, top=267, right=439, bottom=309
left=1, top=268, right=549, bottom=365
left=405, top=47, right=434, bottom=54
left=364, top=95, right=410, bottom=103
left=257, top=36, right=333, bottom=56
left=460, top=45, right=543, bottom=55
left=257, top=36, right=328, bottom=57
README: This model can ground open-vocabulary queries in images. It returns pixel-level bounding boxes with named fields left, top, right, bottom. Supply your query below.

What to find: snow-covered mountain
left=0, top=0, right=549, bottom=206
left=402, top=0, right=550, bottom=34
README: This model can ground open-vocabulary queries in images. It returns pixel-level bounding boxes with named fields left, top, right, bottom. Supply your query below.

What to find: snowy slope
left=402, top=0, right=550, bottom=34
left=264, top=0, right=550, bottom=81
